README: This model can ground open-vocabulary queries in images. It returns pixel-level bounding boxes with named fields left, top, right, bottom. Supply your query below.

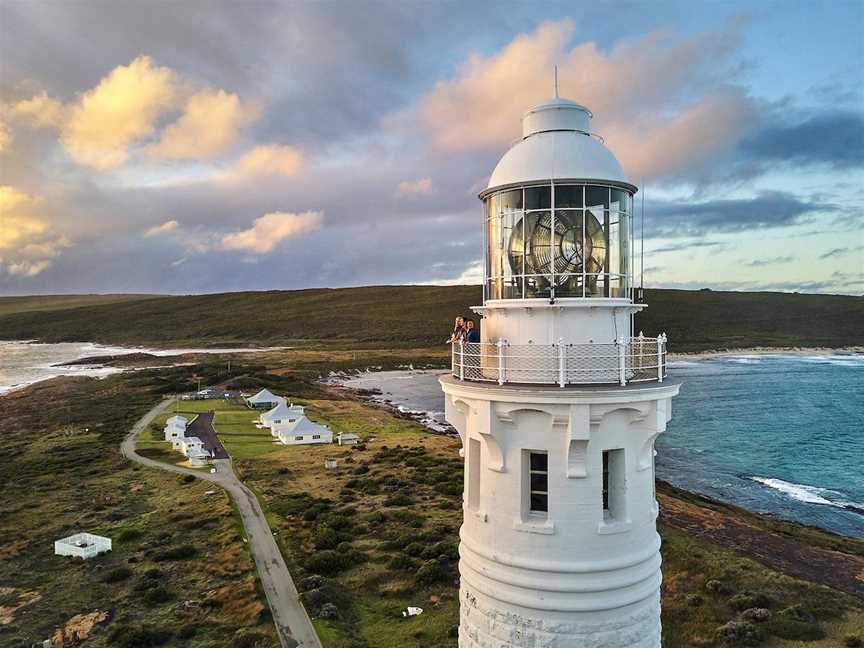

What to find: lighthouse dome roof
left=485, top=97, right=630, bottom=193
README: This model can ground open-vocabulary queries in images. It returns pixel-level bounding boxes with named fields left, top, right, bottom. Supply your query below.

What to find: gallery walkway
left=121, top=399, right=321, bottom=648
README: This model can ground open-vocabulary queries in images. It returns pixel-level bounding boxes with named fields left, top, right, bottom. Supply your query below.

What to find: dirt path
left=121, top=399, right=322, bottom=648
left=658, top=490, right=864, bottom=600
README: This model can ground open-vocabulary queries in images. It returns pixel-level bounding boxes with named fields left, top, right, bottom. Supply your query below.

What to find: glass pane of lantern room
left=525, top=185, right=551, bottom=210
left=486, top=197, right=503, bottom=300
left=555, top=185, right=582, bottom=208
left=612, top=189, right=631, bottom=295
left=585, top=188, right=608, bottom=297
left=501, top=200, right=521, bottom=299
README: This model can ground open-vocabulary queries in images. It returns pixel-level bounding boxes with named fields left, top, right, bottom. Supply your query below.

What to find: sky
left=0, top=0, right=862, bottom=296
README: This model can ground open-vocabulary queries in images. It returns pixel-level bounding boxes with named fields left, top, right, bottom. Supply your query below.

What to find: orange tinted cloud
left=61, top=56, right=177, bottom=169
left=418, top=20, right=753, bottom=180
left=222, top=211, right=323, bottom=254
left=149, top=89, right=258, bottom=159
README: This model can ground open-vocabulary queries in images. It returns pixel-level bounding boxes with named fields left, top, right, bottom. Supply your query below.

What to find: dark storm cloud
left=739, top=111, right=864, bottom=170
left=646, top=191, right=837, bottom=238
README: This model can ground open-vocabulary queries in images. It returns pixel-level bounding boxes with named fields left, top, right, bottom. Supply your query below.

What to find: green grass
left=0, top=286, right=860, bottom=352
left=0, top=293, right=156, bottom=316
left=0, top=370, right=279, bottom=647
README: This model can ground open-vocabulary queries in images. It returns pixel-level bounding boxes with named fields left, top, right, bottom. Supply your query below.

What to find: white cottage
left=245, top=388, right=285, bottom=410
left=260, top=401, right=304, bottom=434
left=178, top=436, right=205, bottom=457
left=337, top=433, right=360, bottom=446
left=163, top=414, right=189, bottom=441
left=276, top=417, right=332, bottom=446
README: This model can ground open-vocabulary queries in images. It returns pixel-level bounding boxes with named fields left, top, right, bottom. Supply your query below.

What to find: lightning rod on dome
left=553, top=65, right=559, bottom=98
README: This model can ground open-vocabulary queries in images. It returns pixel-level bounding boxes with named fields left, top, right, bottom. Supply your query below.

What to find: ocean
left=339, top=354, right=864, bottom=538
left=0, top=340, right=283, bottom=395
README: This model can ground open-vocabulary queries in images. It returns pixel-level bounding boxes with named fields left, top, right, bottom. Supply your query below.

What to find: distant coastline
left=668, top=346, right=864, bottom=361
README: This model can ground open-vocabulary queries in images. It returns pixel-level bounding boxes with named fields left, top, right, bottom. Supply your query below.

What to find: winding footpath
left=121, top=399, right=322, bottom=648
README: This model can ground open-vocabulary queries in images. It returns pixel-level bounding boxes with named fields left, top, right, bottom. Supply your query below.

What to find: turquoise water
left=341, top=353, right=864, bottom=538
left=659, top=354, right=863, bottom=537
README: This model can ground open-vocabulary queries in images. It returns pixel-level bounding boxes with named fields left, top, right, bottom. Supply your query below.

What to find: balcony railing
left=451, top=335, right=667, bottom=387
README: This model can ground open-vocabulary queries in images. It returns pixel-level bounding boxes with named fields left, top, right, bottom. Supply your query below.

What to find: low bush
left=741, top=608, right=771, bottom=623
left=729, top=592, right=774, bottom=611
left=154, top=544, right=198, bottom=561
left=415, top=559, right=452, bottom=587
left=384, top=493, right=414, bottom=506
left=143, top=586, right=173, bottom=606
left=107, top=626, right=173, bottom=647
left=714, top=620, right=766, bottom=646
left=844, top=636, right=863, bottom=648
left=102, top=566, right=133, bottom=583
left=769, top=606, right=825, bottom=641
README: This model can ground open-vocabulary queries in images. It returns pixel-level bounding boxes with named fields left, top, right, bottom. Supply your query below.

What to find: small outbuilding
left=55, top=533, right=112, bottom=559
left=337, top=433, right=360, bottom=446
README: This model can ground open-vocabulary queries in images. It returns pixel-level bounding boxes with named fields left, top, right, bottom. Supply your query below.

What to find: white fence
left=451, top=335, right=667, bottom=387
left=54, top=533, right=112, bottom=559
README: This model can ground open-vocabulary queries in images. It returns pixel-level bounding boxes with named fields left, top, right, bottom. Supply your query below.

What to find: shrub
left=844, top=636, right=862, bottom=648
left=313, top=527, right=340, bottom=550
left=741, top=608, right=771, bottom=623
left=362, top=511, right=385, bottom=525
left=103, top=566, right=133, bottom=583
left=404, top=542, right=425, bottom=557
left=352, top=465, right=370, bottom=475
left=154, top=544, right=198, bottom=561
left=107, top=626, right=173, bottom=647
left=422, top=540, right=458, bottom=561
left=319, top=602, right=339, bottom=619
left=143, top=586, right=173, bottom=606
left=180, top=474, right=195, bottom=484
left=116, top=528, right=143, bottom=542
left=706, top=579, right=733, bottom=595
left=686, top=594, right=703, bottom=607
left=730, top=592, right=774, bottom=611
left=714, top=620, right=766, bottom=646
left=770, top=606, right=825, bottom=641
left=177, top=624, right=197, bottom=639
left=304, top=548, right=364, bottom=575
left=233, top=629, right=270, bottom=648
left=384, top=493, right=414, bottom=507
left=415, top=559, right=452, bottom=587
left=388, top=554, right=418, bottom=571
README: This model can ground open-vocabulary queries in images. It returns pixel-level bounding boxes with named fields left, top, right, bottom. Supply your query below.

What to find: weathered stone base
left=459, top=584, right=661, bottom=648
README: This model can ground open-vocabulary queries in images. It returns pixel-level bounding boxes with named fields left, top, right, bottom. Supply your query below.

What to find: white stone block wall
left=441, top=378, right=678, bottom=648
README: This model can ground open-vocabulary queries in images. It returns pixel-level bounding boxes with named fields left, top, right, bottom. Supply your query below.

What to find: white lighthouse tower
left=440, top=91, right=680, bottom=648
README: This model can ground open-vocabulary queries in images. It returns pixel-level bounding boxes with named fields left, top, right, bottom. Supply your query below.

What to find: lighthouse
left=440, top=90, right=680, bottom=647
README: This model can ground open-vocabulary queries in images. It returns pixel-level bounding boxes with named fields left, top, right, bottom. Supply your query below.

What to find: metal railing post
left=459, top=340, right=465, bottom=381
left=558, top=338, right=565, bottom=388
left=656, top=334, right=664, bottom=383
left=618, top=338, right=626, bottom=386
left=497, top=339, right=505, bottom=385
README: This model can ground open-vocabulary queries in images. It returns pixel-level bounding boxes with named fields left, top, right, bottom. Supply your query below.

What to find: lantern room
left=480, top=97, right=636, bottom=301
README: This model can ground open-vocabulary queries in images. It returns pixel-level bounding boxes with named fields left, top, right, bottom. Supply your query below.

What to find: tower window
left=602, top=449, right=626, bottom=521
left=528, top=451, right=548, bottom=515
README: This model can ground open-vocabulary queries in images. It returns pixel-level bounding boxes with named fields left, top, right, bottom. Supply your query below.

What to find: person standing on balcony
left=448, top=316, right=466, bottom=343
left=465, top=319, right=480, bottom=343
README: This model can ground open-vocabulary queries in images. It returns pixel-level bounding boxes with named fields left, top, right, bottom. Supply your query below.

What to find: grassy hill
left=0, top=287, right=861, bottom=352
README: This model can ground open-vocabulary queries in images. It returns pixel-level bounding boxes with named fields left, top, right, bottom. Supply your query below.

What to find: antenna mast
left=554, top=65, right=559, bottom=98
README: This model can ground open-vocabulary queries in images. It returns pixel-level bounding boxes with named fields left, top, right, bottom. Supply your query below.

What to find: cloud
left=144, top=219, right=180, bottom=237
left=650, top=240, right=727, bottom=254
left=0, top=186, right=70, bottom=276
left=61, top=56, right=178, bottom=169
left=396, top=178, right=432, bottom=197
left=221, top=211, right=323, bottom=254
left=647, top=191, right=837, bottom=237
left=743, top=255, right=794, bottom=267
left=818, top=245, right=864, bottom=260
left=417, top=19, right=752, bottom=180
left=231, top=144, right=304, bottom=177
left=740, top=110, right=864, bottom=170
left=0, top=120, right=9, bottom=151
left=148, top=89, right=257, bottom=159
left=8, top=92, right=66, bottom=128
